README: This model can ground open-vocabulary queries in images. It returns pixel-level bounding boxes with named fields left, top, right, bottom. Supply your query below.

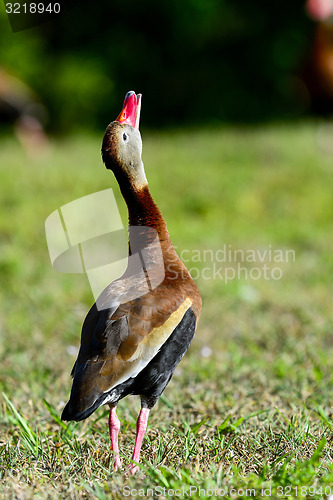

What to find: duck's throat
left=127, top=185, right=166, bottom=228
left=115, top=175, right=167, bottom=232
left=124, top=185, right=171, bottom=258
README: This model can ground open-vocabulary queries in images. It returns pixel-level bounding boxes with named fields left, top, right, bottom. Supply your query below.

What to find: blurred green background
left=0, top=0, right=317, bottom=131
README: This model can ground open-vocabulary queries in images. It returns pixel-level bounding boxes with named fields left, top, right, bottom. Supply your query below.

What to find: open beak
left=116, top=91, right=142, bottom=130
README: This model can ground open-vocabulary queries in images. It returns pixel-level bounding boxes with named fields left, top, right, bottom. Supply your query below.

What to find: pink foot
left=109, top=407, right=122, bottom=471
left=129, top=407, right=150, bottom=474
left=125, top=462, right=142, bottom=476
left=114, top=455, right=122, bottom=471
left=129, top=464, right=140, bottom=476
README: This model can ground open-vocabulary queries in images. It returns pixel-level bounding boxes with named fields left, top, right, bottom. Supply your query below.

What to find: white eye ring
left=123, top=132, right=128, bottom=142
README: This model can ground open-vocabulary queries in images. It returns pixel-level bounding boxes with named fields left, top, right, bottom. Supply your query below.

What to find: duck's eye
left=123, top=133, right=128, bottom=142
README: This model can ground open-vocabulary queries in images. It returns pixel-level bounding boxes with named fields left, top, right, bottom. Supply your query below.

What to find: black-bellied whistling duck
left=61, top=91, right=202, bottom=474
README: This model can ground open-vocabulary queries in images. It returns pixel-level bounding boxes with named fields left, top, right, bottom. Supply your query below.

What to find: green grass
left=0, top=121, right=333, bottom=498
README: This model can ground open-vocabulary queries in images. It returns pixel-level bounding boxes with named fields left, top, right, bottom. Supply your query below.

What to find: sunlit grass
left=0, top=121, right=332, bottom=498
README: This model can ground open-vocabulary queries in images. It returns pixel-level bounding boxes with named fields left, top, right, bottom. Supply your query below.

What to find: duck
left=61, top=91, right=202, bottom=474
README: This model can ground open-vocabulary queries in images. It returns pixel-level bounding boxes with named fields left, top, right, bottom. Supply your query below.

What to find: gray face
left=102, top=122, right=147, bottom=190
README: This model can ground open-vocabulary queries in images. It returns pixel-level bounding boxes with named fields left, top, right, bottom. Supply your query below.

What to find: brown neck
left=115, top=171, right=171, bottom=245
left=111, top=167, right=188, bottom=280
left=127, top=186, right=165, bottom=227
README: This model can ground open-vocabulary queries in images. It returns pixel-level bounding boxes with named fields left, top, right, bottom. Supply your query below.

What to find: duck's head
left=102, top=91, right=147, bottom=190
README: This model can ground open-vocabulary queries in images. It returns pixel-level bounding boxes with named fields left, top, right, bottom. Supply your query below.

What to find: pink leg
left=130, top=407, right=150, bottom=475
left=109, top=406, right=122, bottom=471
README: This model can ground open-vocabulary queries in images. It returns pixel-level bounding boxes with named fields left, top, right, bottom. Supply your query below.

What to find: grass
left=0, top=120, right=333, bottom=498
